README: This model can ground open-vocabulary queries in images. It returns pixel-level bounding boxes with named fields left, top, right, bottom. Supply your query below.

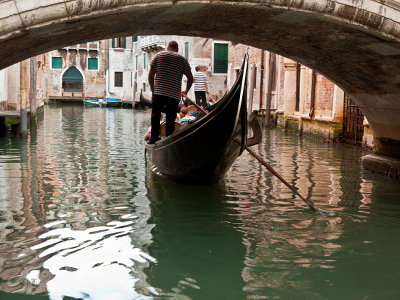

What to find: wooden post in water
left=19, top=59, right=28, bottom=135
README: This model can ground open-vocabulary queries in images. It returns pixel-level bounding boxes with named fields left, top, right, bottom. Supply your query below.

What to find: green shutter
left=122, top=37, right=126, bottom=48
left=143, top=53, right=146, bottom=69
left=52, top=57, right=62, bottom=69
left=88, top=58, right=98, bottom=70
left=112, top=38, right=115, bottom=48
left=136, top=55, right=138, bottom=70
left=214, top=43, right=228, bottom=73
left=185, top=42, right=189, bottom=60
left=132, top=36, right=138, bottom=43
left=63, top=67, right=83, bottom=82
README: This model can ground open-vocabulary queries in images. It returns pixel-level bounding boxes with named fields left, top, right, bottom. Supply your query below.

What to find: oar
left=206, top=91, right=217, bottom=103
left=242, top=144, right=316, bottom=211
left=181, top=94, right=208, bottom=115
left=182, top=94, right=316, bottom=211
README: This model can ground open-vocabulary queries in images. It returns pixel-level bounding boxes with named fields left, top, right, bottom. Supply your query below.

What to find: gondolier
left=145, top=54, right=250, bottom=184
left=148, top=41, right=193, bottom=144
left=193, top=66, right=209, bottom=107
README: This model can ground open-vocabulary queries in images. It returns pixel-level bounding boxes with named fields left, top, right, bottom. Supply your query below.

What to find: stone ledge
left=362, top=154, right=400, bottom=179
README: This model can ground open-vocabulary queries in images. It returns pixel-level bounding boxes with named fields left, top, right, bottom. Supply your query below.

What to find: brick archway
left=1, top=0, right=400, bottom=156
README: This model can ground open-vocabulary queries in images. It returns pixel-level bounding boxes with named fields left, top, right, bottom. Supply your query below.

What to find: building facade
left=133, top=35, right=229, bottom=103
left=43, top=41, right=106, bottom=100
left=106, top=37, right=134, bottom=102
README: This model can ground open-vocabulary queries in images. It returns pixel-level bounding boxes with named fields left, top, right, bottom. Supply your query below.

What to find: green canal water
left=0, top=105, right=400, bottom=300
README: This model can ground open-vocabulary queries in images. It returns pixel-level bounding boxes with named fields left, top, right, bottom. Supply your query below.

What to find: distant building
left=43, top=41, right=106, bottom=100
left=0, top=56, right=45, bottom=113
left=106, top=37, right=134, bottom=102
left=133, top=35, right=228, bottom=102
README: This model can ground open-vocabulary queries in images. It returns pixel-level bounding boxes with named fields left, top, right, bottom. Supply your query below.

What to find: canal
left=0, top=105, right=400, bottom=299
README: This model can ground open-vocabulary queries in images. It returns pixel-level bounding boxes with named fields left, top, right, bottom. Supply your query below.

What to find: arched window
left=62, top=67, right=83, bottom=92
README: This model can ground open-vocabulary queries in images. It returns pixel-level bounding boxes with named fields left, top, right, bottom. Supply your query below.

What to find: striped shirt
left=193, top=72, right=207, bottom=92
left=151, top=50, right=191, bottom=100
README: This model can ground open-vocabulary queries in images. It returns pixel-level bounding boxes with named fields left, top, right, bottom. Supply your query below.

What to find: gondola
left=140, top=91, right=153, bottom=108
left=145, top=55, right=251, bottom=184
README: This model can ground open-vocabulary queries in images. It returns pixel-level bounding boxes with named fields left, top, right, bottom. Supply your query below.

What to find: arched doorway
left=62, top=66, right=83, bottom=97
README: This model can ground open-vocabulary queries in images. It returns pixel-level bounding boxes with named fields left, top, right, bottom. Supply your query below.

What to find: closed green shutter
left=63, top=67, right=83, bottom=82
left=122, top=37, right=126, bottom=48
left=132, top=36, right=138, bottom=43
left=88, top=58, right=98, bottom=70
left=136, top=55, right=138, bottom=70
left=62, top=67, right=83, bottom=92
left=112, top=38, right=115, bottom=48
left=214, top=43, right=228, bottom=74
left=143, top=53, right=146, bottom=69
left=185, top=42, right=189, bottom=60
left=52, top=57, right=62, bottom=69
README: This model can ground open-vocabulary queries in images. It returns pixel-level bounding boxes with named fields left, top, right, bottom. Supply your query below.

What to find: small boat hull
left=102, top=98, right=122, bottom=107
left=84, top=100, right=101, bottom=107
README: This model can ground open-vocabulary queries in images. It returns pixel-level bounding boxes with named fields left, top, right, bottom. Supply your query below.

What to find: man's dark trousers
left=150, top=94, right=179, bottom=144
left=195, top=91, right=207, bottom=107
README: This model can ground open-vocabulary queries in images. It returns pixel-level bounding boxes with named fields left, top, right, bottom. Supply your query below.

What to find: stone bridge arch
left=1, top=0, right=400, bottom=156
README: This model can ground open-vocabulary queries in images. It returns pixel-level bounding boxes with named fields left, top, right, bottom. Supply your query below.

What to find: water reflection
left=145, top=172, right=246, bottom=299
left=0, top=106, right=156, bottom=298
left=226, top=130, right=400, bottom=299
left=0, top=105, right=400, bottom=299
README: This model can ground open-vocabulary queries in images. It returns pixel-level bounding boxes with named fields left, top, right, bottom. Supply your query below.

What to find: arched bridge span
left=1, top=0, right=400, bottom=156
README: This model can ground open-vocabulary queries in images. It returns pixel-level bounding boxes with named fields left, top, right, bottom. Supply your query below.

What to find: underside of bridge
left=1, top=0, right=400, bottom=156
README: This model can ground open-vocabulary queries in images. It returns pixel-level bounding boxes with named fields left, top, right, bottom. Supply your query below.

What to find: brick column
left=283, top=58, right=297, bottom=116
left=331, top=85, right=344, bottom=123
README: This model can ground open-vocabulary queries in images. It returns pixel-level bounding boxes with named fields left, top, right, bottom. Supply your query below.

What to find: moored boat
left=83, top=99, right=101, bottom=107
left=102, top=98, right=122, bottom=107
left=145, top=55, right=249, bottom=184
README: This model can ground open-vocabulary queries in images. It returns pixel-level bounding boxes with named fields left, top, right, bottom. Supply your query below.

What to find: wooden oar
left=206, top=91, right=217, bottom=103
left=242, top=144, right=316, bottom=211
left=182, top=94, right=316, bottom=211
left=181, top=94, right=208, bottom=115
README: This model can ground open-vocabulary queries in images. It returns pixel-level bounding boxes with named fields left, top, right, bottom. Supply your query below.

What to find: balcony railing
left=63, top=42, right=100, bottom=51
left=139, top=36, right=166, bottom=51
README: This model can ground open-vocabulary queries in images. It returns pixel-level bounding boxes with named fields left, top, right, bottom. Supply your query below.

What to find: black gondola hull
left=145, top=56, right=248, bottom=184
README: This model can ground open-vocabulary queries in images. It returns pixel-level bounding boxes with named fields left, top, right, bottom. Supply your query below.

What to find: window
left=52, top=57, right=62, bottom=69
left=142, top=83, right=146, bottom=92
left=213, top=43, right=228, bottom=74
left=184, top=42, right=189, bottom=60
left=62, top=67, right=83, bottom=92
left=143, top=53, right=146, bottom=70
left=88, top=58, right=98, bottom=70
left=132, top=36, right=138, bottom=43
left=115, top=72, right=123, bottom=87
left=112, top=37, right=126, bottom=48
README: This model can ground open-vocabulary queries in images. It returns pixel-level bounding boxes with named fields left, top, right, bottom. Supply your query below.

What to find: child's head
left=180, top=107, right=189, bottom=115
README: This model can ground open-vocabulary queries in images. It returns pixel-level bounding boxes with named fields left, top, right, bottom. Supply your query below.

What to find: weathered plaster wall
left=107, top=37, right=133, bottom=101
left=43, top=42, right=106, bottom=98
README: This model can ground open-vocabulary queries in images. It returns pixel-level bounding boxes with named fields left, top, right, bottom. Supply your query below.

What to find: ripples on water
left=0, top=105, right=399, bottom=299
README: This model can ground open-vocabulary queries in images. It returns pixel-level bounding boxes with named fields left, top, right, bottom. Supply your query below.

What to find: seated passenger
left=144, top=114, right=164, bottom=142
left=180, top=107, right=196, bottom=124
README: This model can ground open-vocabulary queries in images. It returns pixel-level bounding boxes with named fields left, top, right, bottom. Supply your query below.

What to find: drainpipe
left=309, top=70, right=316, bottom=119
left=106, top=39, right=110, bottom=99
left=20, top=60, right=28, bottom=135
